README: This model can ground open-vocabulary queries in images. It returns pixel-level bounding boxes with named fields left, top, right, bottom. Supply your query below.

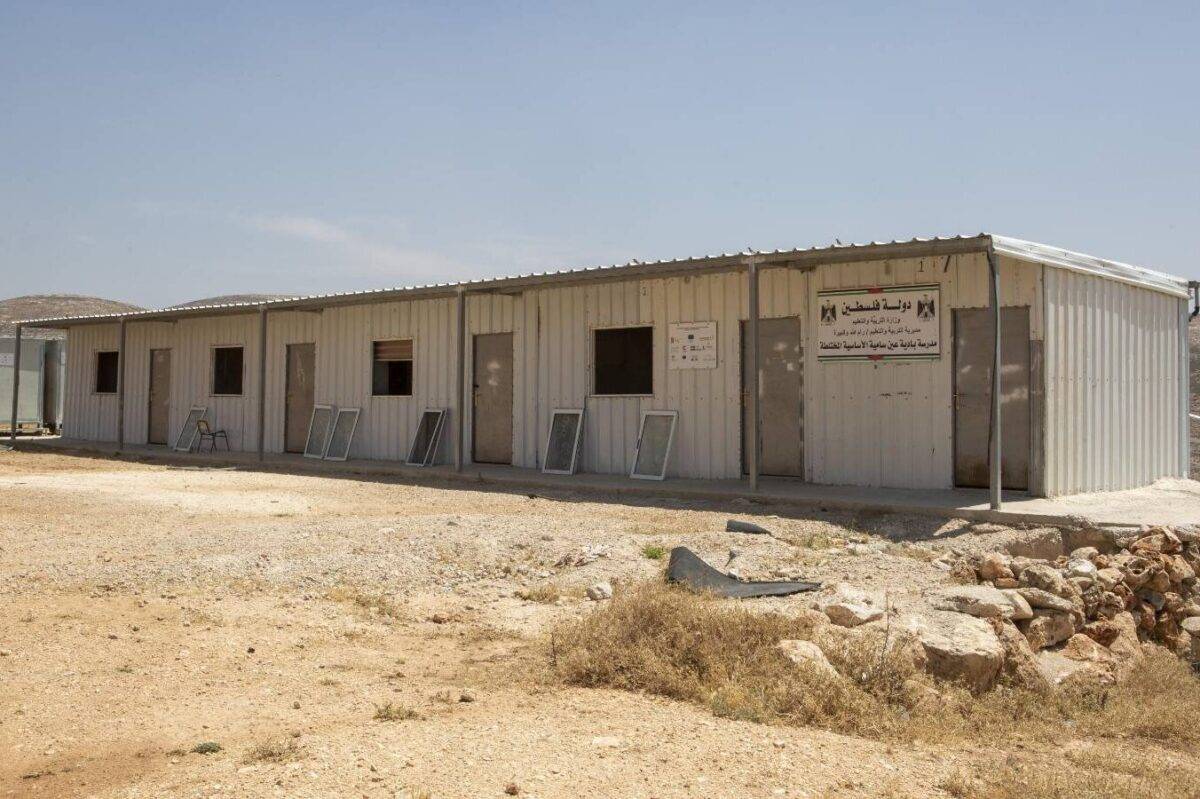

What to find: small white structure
left=11, top=234, right=1193, bottom=500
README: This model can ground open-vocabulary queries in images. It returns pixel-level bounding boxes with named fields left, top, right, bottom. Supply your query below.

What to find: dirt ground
left=0, top=450, right=1179, bottom=798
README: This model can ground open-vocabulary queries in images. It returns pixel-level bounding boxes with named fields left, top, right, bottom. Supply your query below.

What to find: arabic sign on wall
left=668, top=321, right=718, bottom=369
left=817, top=284, right=941, bottom=361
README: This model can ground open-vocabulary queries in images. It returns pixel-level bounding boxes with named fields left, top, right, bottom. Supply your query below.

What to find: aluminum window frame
left=542, top=408, right=585, bottom=475
left=303, top=404, right=335, bottom=459
left=405, top=407, right=447, bottom=466
left=173, top=405, right=207, bottom=452
left=630, top=409, right=678, bottom=481
left=322, top=407, right=361, bottom=462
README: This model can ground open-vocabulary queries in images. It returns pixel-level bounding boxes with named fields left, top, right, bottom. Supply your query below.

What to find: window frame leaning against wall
left=210, top=345, right=245, bottom=397
left=371, top=338, right=414, bottom=397
left=592, top=325, right=654, bottom=397
left=93, top=350, right=120, bottom=395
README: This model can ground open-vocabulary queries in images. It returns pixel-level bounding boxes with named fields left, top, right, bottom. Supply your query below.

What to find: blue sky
left=2, top=2, right=1198, bottom=308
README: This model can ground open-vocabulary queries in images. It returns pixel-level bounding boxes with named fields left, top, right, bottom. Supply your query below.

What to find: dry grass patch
left=942, top=742, right=1200, bottom=798
left=516, top=583, right=582, bottom=604
left=552, top=581, right=917, bottom=738
left=243, top=736, right=305, bottom=764
left=373, top=701, right=423, bottom=722
left=326, top=586, right=404, bottom=620
left=552, top=581, right=1200, bottom=748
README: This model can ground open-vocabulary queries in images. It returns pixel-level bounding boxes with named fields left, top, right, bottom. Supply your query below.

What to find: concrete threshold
left=16, top=436, right=1138, bottom=528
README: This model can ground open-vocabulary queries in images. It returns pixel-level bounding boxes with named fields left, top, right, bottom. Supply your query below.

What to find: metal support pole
left=747, top=255, right=760, bottom=493
left=8, top=324, right=21, bottom=448
left=455, top=289, right=466, bottom=472
left=116, top=319, right=127, bottom=451
left=987, top=248, right=1002, bottom=511
left=256, top=306, right=268, bottom=462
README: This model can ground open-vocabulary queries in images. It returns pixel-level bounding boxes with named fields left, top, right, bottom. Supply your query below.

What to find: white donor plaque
left=817, top=284, right=941, bottom=361
left=0, top=353, right=13, bottom=367
left=668, top=321, right=717, bottom=369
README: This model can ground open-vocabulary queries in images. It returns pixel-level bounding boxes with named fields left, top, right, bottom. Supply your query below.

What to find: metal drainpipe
left=8, top=324, right=21, bottom=448
left=455, top=289, right=466, bottom=472
left=256, top=306, right=268, bottom=462
left=117, top=318, right=127, bottom=451
left=747, top=255, right=760, bottom=493
left=987, top=247, right=1002, bottom=511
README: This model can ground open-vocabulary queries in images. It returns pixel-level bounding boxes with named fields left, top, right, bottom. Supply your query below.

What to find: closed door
left=472, top=333, right=514, bottom=464
left=285, top=343, right=316, bottom=454
left=741, top=317, right=804, bottom=477
left=953, top=307, right=1030, bottom=490
left=147, top=349, right=172, bottom=445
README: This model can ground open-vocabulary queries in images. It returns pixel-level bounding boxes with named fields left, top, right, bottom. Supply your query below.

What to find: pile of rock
left=947, top=525, right=1200, bottom=660
left=804, top=525, right=1200, bottom=693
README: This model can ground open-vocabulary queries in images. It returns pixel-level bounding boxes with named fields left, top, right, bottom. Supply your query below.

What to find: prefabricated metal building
left=9, top=234, right=1192, bottom=502
left=1, top=336, right=65, bottom=434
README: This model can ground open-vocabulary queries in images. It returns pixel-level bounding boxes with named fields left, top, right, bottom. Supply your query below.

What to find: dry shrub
left=373, top=701, right=423, bottom=722
left=552, top=581, right=918, bottom=737
left=243, top=736, right=305, bottom=764
left=553, top=581, right=1200, bottom=748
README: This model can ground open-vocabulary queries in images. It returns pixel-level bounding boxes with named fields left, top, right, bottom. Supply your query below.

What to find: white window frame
left=323, top=407, right=361, bottom=462
left=303, top=404, right=335, bottom=459
left=406, top=408, right=447, bottom=467
left=173, top=405, right=208, bottom=452
left=630, top=409, right=678, bottom=481
left=542, top=408, right=585, bottom=475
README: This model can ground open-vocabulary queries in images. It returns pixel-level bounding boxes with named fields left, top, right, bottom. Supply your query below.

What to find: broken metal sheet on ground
left=666, top=546, right=820, bottom=598
left=726, top=519, right=773, bottom=535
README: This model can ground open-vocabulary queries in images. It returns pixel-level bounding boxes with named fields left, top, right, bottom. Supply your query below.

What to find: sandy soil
left=0, top=450, right=1132, bottom=798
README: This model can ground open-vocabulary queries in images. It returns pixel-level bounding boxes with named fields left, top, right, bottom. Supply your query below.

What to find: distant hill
left=0, top=294, right=143, bottom=339
left=169, top=294, right=294, bottom=308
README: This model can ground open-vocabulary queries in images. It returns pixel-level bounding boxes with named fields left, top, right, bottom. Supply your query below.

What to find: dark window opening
left=94, top=351, right=119, bottom=394
left=212, top=346, right=244, bottom=395
left=372, top=339, right=413, bottom=396
left=594, top=326, right=653, bottom=395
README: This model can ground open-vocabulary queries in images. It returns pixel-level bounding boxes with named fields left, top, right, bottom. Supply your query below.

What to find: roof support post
left=256, top=306, right=268, bottom=462
left=987, top=247, right=1002, bottom=511
left=8, top=324, right=21, bottom=448
left=116, top=318, right=127, bottom=451
left=455, top=289, right=466, bottom=472
left=747, top=255, right=761, bottom=493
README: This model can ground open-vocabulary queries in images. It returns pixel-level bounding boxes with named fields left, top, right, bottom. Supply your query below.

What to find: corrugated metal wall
left=805, top=253, right=1041, bottom=488
left=57, top=251, right=1184, bottom=496
left=1043, top=268, right=1187, bottom=495
left=316, top=298, right=457, bottom=462
left=263, top=311, right=321, bottom=453
left=63, top=323, right=120, bottom=441
left=123, top=322, right=177, bottom=445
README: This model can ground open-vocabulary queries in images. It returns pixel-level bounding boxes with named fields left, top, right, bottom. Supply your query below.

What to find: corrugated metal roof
left=14, top=233, right=1189, bottom=327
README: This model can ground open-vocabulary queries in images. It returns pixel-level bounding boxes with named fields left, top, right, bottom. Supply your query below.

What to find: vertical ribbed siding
left=62, top=324, right=120, bottom=442
left=122, top=322, right=177, bottom=445
left=805, top=253, right=1042, bottom=489
left=463, top=293, right=518, bottom=465
left=316, top=297, right=457, bottom=462
left=170, top=315, right=260, bottom=451
left=1044, top=268, right=1186, bottom=495
left=262, top=311, right=322, bottom=453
